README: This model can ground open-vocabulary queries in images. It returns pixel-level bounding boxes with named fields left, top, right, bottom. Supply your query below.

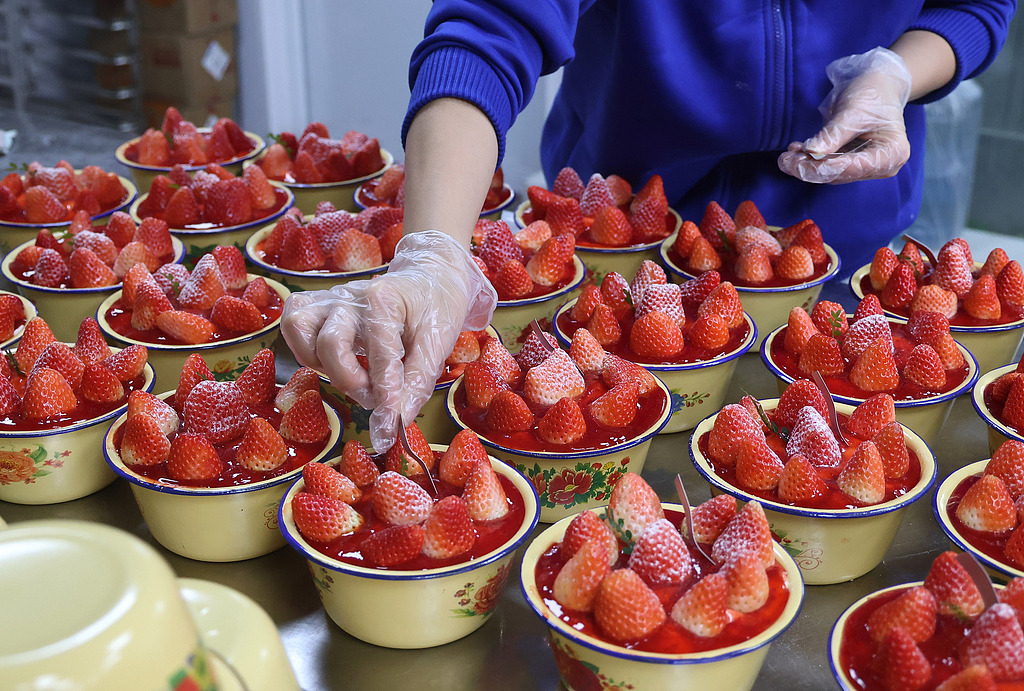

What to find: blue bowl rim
left=128, top=182, right=295, bottom=236
left=243, top=222, right=389, bottom=281
left=970, top=363, right=1024, bottom=442
left=0, top=174, right=138, bottom=229
left=114, top=130, right=266, bottom=174
left=495, top=256, right=587, bottom=308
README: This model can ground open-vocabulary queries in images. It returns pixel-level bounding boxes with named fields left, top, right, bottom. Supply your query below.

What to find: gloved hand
left=281, top=230, right=497, bottom=452
left=778, top=46, right=913, bottom=184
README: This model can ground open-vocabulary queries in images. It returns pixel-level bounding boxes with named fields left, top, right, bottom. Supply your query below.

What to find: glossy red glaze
left=943, top=474, right=1019, bottom=569
left=665, top=246, right=832, bottom=289
left=0, top=373, right=147, bottom=432
left=982, top=379, right=1023, bottom=435
left=857, top=273, right=1024, bottom=327
left=520, top=205, right=677, bottom=250
left=0, top=183, right=130, bottom=224
left=123, top=137, right=256, bottom=165
left=137, top=187, right=290, bottom=230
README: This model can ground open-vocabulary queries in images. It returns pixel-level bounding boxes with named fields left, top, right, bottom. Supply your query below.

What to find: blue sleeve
left=402, top=0, right=591, bottom=164
left=907, top=0, right=1017, bottom=102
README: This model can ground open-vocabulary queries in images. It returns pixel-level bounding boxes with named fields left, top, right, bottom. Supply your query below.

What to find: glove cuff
left=826, top=46, right=913, bottom=108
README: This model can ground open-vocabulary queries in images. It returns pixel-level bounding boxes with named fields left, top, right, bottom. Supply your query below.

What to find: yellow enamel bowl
left=1, top=236, right=186, bottom=343
left=490, top=255, right=587, bottom=348
left=0, top=290, right=36, bottom=350
left=0, top=346, right=156, bottom=505
left=317, top=326, right=502, bottom=449
left=515, top=200, right=682, bottom=286
left=444, top=373, right=672, bottom=523
left=115, top=130, right=266, bottom=194
left=0, top=174, right=138, bottom=257
left=520, top=503, right=805, bottom=691
left=103, top=391, right=341, bottom=562
left=95, top=274, right=290, bottom=393
left=243, top=222, right=389, bottom=293
left=278, top=444, right=540, bottom=648
left=355, top=177, right=515, bottom=222
left=933, top=459, right=1023, bottom=582
left=246, top=147, right=394, bottom=215
left=971, top=364, right=1022, bottom=455
left=129, top=182, right=295, bottom=263
left=759, top=322, right=979, bottom=446
left=660, top=234, right=841, bottom=352
left=551, top=298, right=757, bottom=433
left=850, top=262, right=1024, bottom=375
left=689, top=399, right=937, bottom=585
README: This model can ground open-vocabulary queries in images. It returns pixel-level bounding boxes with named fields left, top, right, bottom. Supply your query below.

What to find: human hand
left=280, top=230, right=497, bottom=452
left=778, top=47, right=913, bottom=184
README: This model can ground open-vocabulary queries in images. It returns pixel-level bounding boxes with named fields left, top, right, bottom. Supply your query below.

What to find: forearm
left=402, top=97, right=499, bottom=249
left=889, top=30, right=956, bottom=101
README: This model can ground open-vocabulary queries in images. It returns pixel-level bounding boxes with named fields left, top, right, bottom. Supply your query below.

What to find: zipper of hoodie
left=764, top=0, right=788, bottom=151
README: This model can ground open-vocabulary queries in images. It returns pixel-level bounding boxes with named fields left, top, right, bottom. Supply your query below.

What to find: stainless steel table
left=0, top=344, right=994, bottom=691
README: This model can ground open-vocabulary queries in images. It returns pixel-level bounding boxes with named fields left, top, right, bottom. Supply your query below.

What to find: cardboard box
left=143, top=95, right=236, bottom=129
left=139, top=28, right=238, bottom=102
left=138, top=0, right=237, bottom=34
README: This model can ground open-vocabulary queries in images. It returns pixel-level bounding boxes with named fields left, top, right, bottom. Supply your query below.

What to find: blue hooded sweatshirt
left=404, top=1, right=1015, bottom=274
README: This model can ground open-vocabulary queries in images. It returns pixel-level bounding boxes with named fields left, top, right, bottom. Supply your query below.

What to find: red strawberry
left=162, top=186, right=200, bottom=227
left=205, top=178, right=253, bottom=226
left=32, top=342, right=84, bottom=391
left=290, top=491, right=363, bottom=542
left=853, top=294, right=885, bottom=321
left=103, top=344, right=148, bottom=382
left=792, top=222, right=827, bottom=264
left=526, top=233, right=575, bottom=286
left=922, top=550, right=985, bottom=619
left=909, top=284, right=958, bottom=318
left=478, top=221, right=523, bottom=273
left=906, top=310, right=951, bottom=348
left=586, top=303, right=622, bottom=345
left=553, top=538, right=612, bottom=612
left=166, top=433, right=225, bottom=481
left=527, top=185, right=561, bottom=217
left=177, top=255, right=226, bottom=310
left=372, top=470, right=432, bottom=526
left=279, top=389, right=330, bottom=443
left=898, top=241, right=925, bottom=274
left=1006, top=525, right=1024, bottom=569
left=569, top=284, right=604, bottom=323
left=628, top=518, right=693, bottom=587
left=847, top=393, right=896, bottom=439
left=67, top=248, right=116, bottom=289
left=629, top=311, right=684, bottom=359
left=126, top=390, right=179, bottom=436
left=956, top=474, right=1017, bottom=532
left=383, top=422, right=434, bottom=476
left=842, top=314, right=893, bottom=360
left=932, top=331, right=966, bottom=370
left=0, top=377, right=20, bottom=416
left=462, top=459, right=509, bottom=521
left=786, top=406, right=841, bottom=468
left=783, top=307, right=819, bottom=355
left=463, top=361, right=510, bottom=409
left=332, top=229, right=381, bottom=271
left=24, top=185, right=67, bottom=224
left=155, top=310, right=216, bottom=344
left=736, top=438, right=785, bottom=491
left=735, top=246, right=773, bottom=283
left=515, top=329, right=559, bottom=371
left=707, top=403, right=765, bottom=466
left=438, top=429, right=489, bottom=488
left=960, top=603, right=1024, bottom=681
left=986, top=440, right=1024, bottom=498
left=637, top=281, right=683, bottom=326
left=132, top=280, right=173, bottom=331
left=670, top=572, right=729, bottom=637
left=672, top=219, right=701, bottom=258
left=606, top=472, right=664, bottom=547
left=880, top=261, right=917, bottom=309
left=601, top=354, right=659, bottom=394
left=485, top=391, right=535, bottom=432
left=421, top=495, right=476, bottom=559
left=563, top=510, right=619, bottom=565
left=112, top=241, right=160, bottom=278
left=579, top=173, right=615, bottom=217
left=132, top=217, right=174, bottom=260
left=242, top=276, right=272, bottom=307
left=236, top=417, right=288, bottom=472
left=210, top=295, right=263, bottom=333
left=628, top=175, right=670, bottom=241
left=964, top=273, right=1002, bottom=320
left=119, top=412, right=172, bottom=466
left=777, top=454, right=828, bottom=504
left=522, top=349, right=584, bottom=408
left=687, top=313, right=729, bottom=350
left=121, top=263, right=154, bottom=306
left=867, top=585, right=938, bottom=643
left=733, top=199, right=766, bottom=229
left=493, top=260, right=533, bottom=299
left=31, top=248, right=68, bottom=288
left=934, top=666, right=997, bottom=691
left=981, top=247, right=1010, bottom=278
left=850, top=337, right=900, bottom=392
left=934, top=242, right=974, bottom=297
left=600, top=271, right=633, bottom=313
left=696, top=282, right=743, bottom=328
left=838, top=440, right=886, bottom=504
left=589, top=205, right=632, bottom=246
left=211, top=244, right=248, bottom=289
left=712, top=500, right=774, bottom=568
left=593, top=568, right=666, bottom=642
left=698, top=200, right=735, bottom=251
left=687, top=235, right=722, bottom=272
left=809, top=300, right=847, bottom=338
left=689, top=494, right=738, bottom=545
left=798, top=333, right=844, bottom=377
left=720, top=551, right=769, bottom=613
left=15, top=318, right=57, bottom=372
left=872, top=627, right=932, bottom=691
left=552, top=167, right=584, bottom=200
left=242, top=164, right=276, bottom=210
left=182, top=379, right=250, bottom=444
left=774, top=379, right=828, bottom=430
left=775, top=245, right=814, bottom=280
left=545, top=195, right=585, bottom=237
left=78, top=363, right=125, bottom=404
left=734, top=226, right=781, bottom=257
left=362, top=524, right=426, bottom=567
left=589, top=381, right=639, bottom=428
left=173, top=353, right=212, bottom=411
left=515, top=219, right=552, bottom=252
left=537, top=396, right=587, bottom=445
left=338, top=439, right=379, bottom=487
left=903, top=343, right=946, bottom=390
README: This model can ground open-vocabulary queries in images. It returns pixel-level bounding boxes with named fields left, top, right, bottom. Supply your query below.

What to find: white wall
left=236, top=0, right=559, bottom=193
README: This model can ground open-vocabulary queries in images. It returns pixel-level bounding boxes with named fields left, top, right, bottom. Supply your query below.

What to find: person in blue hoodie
left=283, top=1, right=1016, bottom=451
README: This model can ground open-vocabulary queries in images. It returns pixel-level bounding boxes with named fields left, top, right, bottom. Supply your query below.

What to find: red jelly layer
left=665, top=246, right=833, bottom=289
left=983, top=379, right=1023, bottom=435
left=535, top=509, right=790, bottom=654
left=555, top=304, right=750, bottom=365
left=9, top=243, right=175, bottom=290
left=520, top=206, right=676, bottom=250
left=138, top=187, right=290, bottom=230
left=116, top=394, right=329, bottom=488
left=0, top=373, right=148, bottom=432
left=307, top=461, right=526, bottom=570
left=768, top=323, right=970, bottom=401
left=838, top=585, right=1024, bottom=690
left=857, top=273, right=1024, bottom=327
left=943, top=474, right=1018, bottom=570
left=358, top=178, right=511, bottom=214
left=0, top=188, right=129, bottom=224
left=253, top=237, right=387, bottom=274
left=453, top=373, right=668, bottom=453
left=696, top=412, right=923, bottom=509
left=103, top=286, right=283, bottom=346
left=123, top=138, right=256, bottom=165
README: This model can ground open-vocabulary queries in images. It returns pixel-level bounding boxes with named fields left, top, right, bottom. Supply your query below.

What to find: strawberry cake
left=853, top=237, right=1024, bottom=373
left=258, top=123, right=386, bottom=186
left=831, top=550, right=1024, bottom=690
left=357, top=165, right=513, bottom=219
left=0, top=161, right=133, bottom=227
left=975, top=356, right=1024, bottom=442
left=0, top=291, right=32, bottom=348
left=118, top=107, right=259, bottom=169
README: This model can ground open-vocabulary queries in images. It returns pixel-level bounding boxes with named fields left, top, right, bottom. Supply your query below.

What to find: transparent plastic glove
left=281, top=230, right=497, bottom=452
left=778, top=47, right=912, bottom=184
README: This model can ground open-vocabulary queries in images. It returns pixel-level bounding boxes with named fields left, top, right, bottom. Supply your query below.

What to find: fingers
left=280, top=291, right=334, bottom=370
left=316, top=304, right=374, bottom=411
left=363, top=277, right=411, bottom=452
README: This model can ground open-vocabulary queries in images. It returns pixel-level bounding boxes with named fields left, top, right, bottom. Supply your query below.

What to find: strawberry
left=205, top=178, right=253, bottom=226
left=462, top=459, right=509, bottom=521
left=636, top=282, right=684, bottom=325
left=290, top=491, right=363, bottom=542
left=687, top=235, right=722, bottom=272
left=242, top=164, right=276, bottom=210
left=362, top=524, right=426, bottom=567
left=906, top=310, right=951, bottom=348
left=579, top=173, right=615, bottom=216
left=777, top=454, right=828, bottom=504
left=903, top=343, right=946, bottom=390
left=515, top=219, right=552, bottom=252
left=132, top=280, right=173, bottom=331
left=133, top=217, right=174, bottom=260
left=670, top=572, right=729, bottom=637
left=538, top=396, right=587, bottom=444
left=210, top=295, right=263, bottom=333
left=332, top=229, right=381, bottom=271
left=177, top=255, right=226, bottom=310
left=553, top=538, right=612, bottom=612
left=166, top=433, right=224, bottom=481
left=372, top=471, right=432, bottom=526
left=210, top=245, right=248, bottom=289
left=136, top=128, right=171, bottom=166
left=981, top=247, right=1010, bottom=278
left=478, top=221, right=523, bottom=273
left=241, top=276, right=272, bottom=308
left=526, top=233, right=575, bottom=286
left=155, top=310, right=215, bottom=344
left=420, top=495, right=476, bottom=559
left=708, top=403, right=765, bottom=466
left=589, top=381, right=639, bottom=428
left=934, top=242, right=974, bottom=297
left=383, top=422, right=434, bottom=476
left=24, top=185, right=67, bottom=224
left=735, top=246, right=773, bottom=283
left=593, top=568, right=666, bottom=642
left=841, top=314, right=893, bottom=360
left=853, top=293, right=885, bottom=321
left=32, top=342, right=84, bottom=391
left=986, top=440, right=1024, bottom=498
left=960, top=603, right=1024, bottom=681
left=964, top=273, right=1002, bottom=320
left=838, top=440, right=886, bottom=504
left=606, top=472, right=664, bottom=547
left=688, top=494, right=738, bottom=545
left=672, top=219, right=701, bottom=258
left=112, top=241, right=161, bottom=278
left=73, top=231, right=118, bottom=265
left=586, top=303, right=623, bottom=345
left=934, top=666, right=997, bottom=691
left=809, top=300, right=847, bottom=338
left=880, top=261, right=917, bottom=309
left=527, top=184, right=561, bottom=218
left=629, top=175, right=670, bottom=240
left=932, top=331, right=966, bottom=370
left=568, top=328, right=606, bottom=374
left=698, top=200, right=735, bottom=251
left=563, top=510, right=619, bottom=565
left=463, top=361, right=511, bottom=409
left=103, top=344, right=148, bottom=383
left=867, top=585, right=938, bottom=643
left=736, top=438, right=785, bottom=491
left=478, top=338, right=521, bottom=386
left=15, top=318, right=57, bottom=371
left=338, top=439, right=379, bottom=487
left=122, top=263, right=156, bottom=306
left=628, top=518, right=693, bottom=586
left=898, top=241, right=925, bottom=275
left=922, top=550, right=985, bottom=619
left=687, top=312, right=728, bottom=350
left=32, top=248, right=68, bottom=288
left=126, top=390, right=179, bottom=436
left=492, top=260, right=533, bottom=299
left=522, top=349, right=584, bottom=408
left=235, top=417, right=289, bottom=472
left=586, top=205, right=631, bottom=246
left=629, top=311, right=684, bottom=359
left=13, top=245, right=42, bottom=268
left=783, top=307, right=819, bottom=355
left=78, top=363, right=125, bottom=404
left=174, top=354, right=212, bottom=411
left=850, top=337, right=900, bottom=392
left=775, top=245, right=814, bottom=280
left=437, top=429, right=488, bottom=488
left=733, top=199, right=766, bottom=229
left=119, top=412, right=172, bottom=467
left=909, top=284, right=958, bottom=318
left=1006, top=525, right=1024, bottom=569
left=601, top=354, right=659, bottom=394
left=552, top=167, right=584, bottom=200
left=162, top=186, right=200, bottom=227
left=485, top=390, right=534, bottom=432
left=734, top=226, right=781, bottom=257
left=600, top=271, right=633, bottom=313
left=719, top=551, right=769, bottom=613
left=956, top=474, right=1017, bottom=533
left=786, top=406, right=841, bottom=468
left=279, top=389, right=330, bottom=444
left=847, top=393, right=896, bottom=439
left=182, top=380, right=250, bottom=444
left=226, top=350, right=275, bottom=408
left=872, top=627, right=932, bottom=691
left=696, top=282, right=743, bottom=329
left=545, top=195, right=585, bottom=237
left=0, top=377, right=20, bottom=416
left=997, top=578, right=1024, bottom=626
left=774, top=379, right=829, bottom=430
left=798, top=333, right=844, bottom=377
left=792, top=222, right=827, bottom=264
